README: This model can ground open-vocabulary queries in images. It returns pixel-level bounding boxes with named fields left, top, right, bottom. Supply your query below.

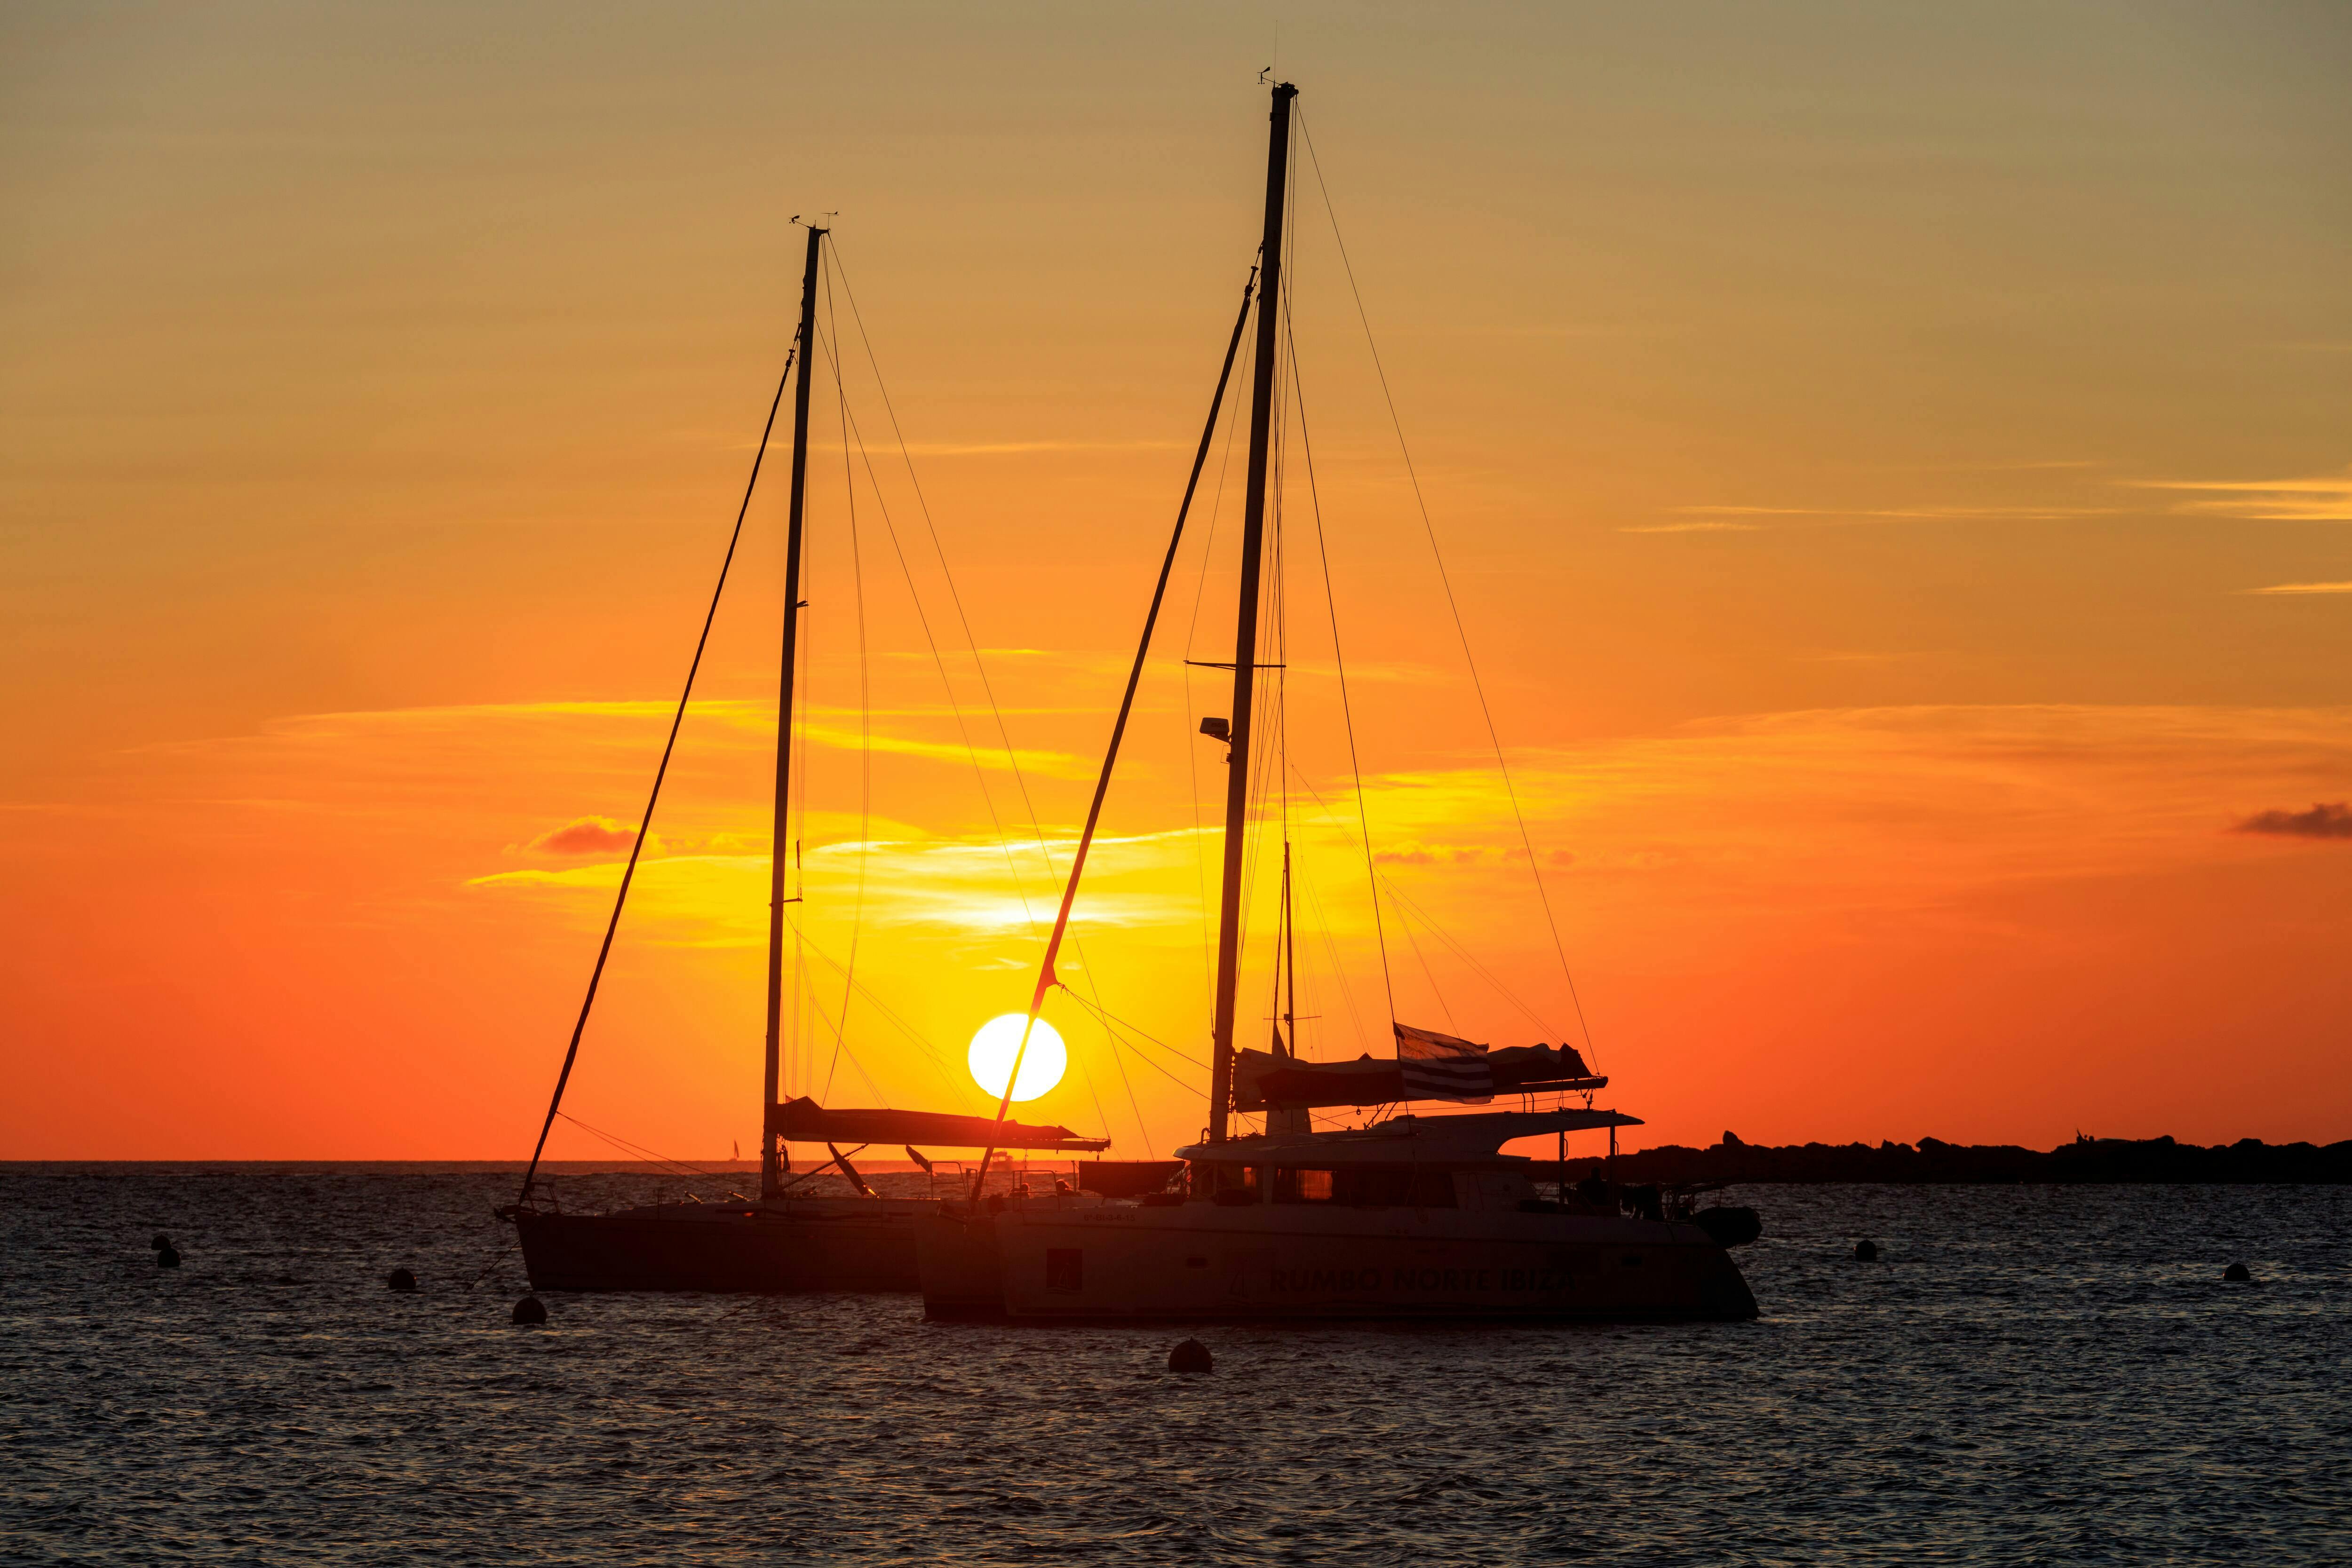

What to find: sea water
left=1, top=1167, right=2343, bottom=1565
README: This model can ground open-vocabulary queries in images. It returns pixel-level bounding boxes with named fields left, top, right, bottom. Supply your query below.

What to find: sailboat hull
left=513, top=1200, right=930, bottom=1293
left=916, top=1203, right=1758, bottom=1323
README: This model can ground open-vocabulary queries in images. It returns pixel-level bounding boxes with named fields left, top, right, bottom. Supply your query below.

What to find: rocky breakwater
left=1551, top=1132, right=2352, bottom=1185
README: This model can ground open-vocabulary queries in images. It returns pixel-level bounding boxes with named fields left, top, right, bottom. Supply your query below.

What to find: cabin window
left=1203, top=1165, right=1262, bottom=1205
left=1046, top=1248, right=1083, bottom=1294
left=1191, top=1163, right=1259, bottom=1200
left=1334, top=1167, right=1458, bottom=1208
left=1275, top=1169, right=1336, bottom=1203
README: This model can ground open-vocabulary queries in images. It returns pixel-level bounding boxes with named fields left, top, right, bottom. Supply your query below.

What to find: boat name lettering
left=1265, top=1262, right=1386, bottom=1294
left=1262, top=1263, right=1573, bottom=1295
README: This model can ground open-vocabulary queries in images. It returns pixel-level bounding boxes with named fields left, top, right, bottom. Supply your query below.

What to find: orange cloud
left=528, top=816, right=642, bottom=855
left=2139, top=468, right=2352, bottom=523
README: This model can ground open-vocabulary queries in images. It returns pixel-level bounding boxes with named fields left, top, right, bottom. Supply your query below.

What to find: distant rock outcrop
left=1544, top=1134, right=2352, bottom=1184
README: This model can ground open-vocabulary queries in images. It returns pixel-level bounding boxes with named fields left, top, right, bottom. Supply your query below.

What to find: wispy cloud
left=468, top=827, right=1205, bottom=944
left=1320, top=704, right=2352, bottom=930
left=2242, top=581, right=2352, bottom=596
left=2137, top=468, right=2352, bottom=523
left=1661, top=503, right=2114, bottom=525
left=1792, top=650, right=1933, bottom=665
left=798, top=723, right=1089, bottom=779
left=807, top=439, right=1180, bottom=457
left=527, top=816, right=640, bottom=855
left=2234, top=802, right=2352, bottom=839
left=1843, top=459, right=2105, bottom=474
left=183, top=698, right=1089, bottom=776
left=1617, top=521, right=1759, bottom=534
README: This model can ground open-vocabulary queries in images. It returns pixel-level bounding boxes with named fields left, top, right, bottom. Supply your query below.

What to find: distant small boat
left=501, top=225, right=1106, bottom=1293
left=915, top=81, right=1759, bottom=1323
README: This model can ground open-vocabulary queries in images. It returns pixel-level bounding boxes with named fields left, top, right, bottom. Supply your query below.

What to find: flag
left=1394, top=1022, right=1494, bottom=1103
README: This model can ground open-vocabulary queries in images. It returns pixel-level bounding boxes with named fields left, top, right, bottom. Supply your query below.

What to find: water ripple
left=1, top=1169, right=2343, bottom=1564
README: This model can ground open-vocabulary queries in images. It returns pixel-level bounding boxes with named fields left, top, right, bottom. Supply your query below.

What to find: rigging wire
left=1294, top=863, right=1373, bottom=1056
left=1228, top=240, right=1296, bottom=1062
left=774, top=921, right=898, bottom=1109
left=512, top=344, right=795, bottom=1210
left=1060, top=991, right=1212, bottom=1095
left=813, top=318, right=1124, bottom=1129
left=1281, top=287, right=1398, bottom=1024
left=826, top=238, right=1153, bottom=1151
left=556, top=1111, right=731, bottom=1185
left=812, top=310, right=1042, bottom=942
left=966, top=263, right=1262, bottom=1185
left=1296, top=108, right=1598, bottom=1067
left=1180, top=330, right=1248, bottom=1016
left=780, top=909, right=962, bottom=1092
left=1058, top=988, right=1209, bottom=1071
left=787, top=491, right=817, bottom=1096
left=1377, top=871, right=1564, bottom=1040
left=815, top=274, right=873, bottom=1104
left=825, top=242, right=1065, bottom=897
left=1276, top=751, right=1562, bottom=1046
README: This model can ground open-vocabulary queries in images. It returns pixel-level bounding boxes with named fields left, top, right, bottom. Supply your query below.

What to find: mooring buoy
left=1852, top=1239, right=1879, bottom=1262
left=511, top=1295, right=547, bottom=1325
left=387, top=1267, right=417, bottom=1292
left=1168, top=1338, right=1213, bottom=1374
left=2223, top=1262, right=2251, bottom=1282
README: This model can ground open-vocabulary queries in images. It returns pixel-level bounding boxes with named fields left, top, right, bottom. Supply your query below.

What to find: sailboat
left=914, top=82, right=1760, bottom=1322
left=502, top=224, right=1108, bottom=1294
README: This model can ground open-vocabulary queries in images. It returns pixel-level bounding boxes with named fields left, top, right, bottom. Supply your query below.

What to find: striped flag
left=1394, top=1022, right=1494, bottom=1104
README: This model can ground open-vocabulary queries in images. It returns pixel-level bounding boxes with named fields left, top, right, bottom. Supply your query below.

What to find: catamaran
left=501, top=224, right=1109, bottom=1293
left=915, top=81, right=1761, bottom=1322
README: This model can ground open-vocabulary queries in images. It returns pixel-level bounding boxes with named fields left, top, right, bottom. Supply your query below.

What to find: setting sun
left=966, top=1014, right=1067, bottom=1103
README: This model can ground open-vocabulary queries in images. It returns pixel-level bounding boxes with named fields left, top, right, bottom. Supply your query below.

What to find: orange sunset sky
left=5, top=4, right=2350, bottom=1161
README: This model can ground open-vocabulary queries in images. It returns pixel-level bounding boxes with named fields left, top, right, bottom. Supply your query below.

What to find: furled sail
left=766, top=1096, right=1108, bottom=1152
left=1231, top=1040, right=1604, bottom=1112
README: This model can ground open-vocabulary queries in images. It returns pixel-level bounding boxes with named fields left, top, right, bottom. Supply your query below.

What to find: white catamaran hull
left=917, top=1202, right=1758, bottom=1323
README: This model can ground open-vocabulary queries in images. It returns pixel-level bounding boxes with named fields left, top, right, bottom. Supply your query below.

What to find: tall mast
left=762, top=223, right=826, bottom=1201
left=1207, top=81, right=1295, bottom=1143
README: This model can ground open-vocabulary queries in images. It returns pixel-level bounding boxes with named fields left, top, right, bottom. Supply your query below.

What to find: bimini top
left=1175, top=1107, right=1642, bottom=1167
left=767, top=1097, right=1108, bottom=1152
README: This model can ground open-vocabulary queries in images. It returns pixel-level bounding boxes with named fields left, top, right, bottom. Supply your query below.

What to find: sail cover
left=1232, top=1039, right=1603, bottom=1112
left=765, top=1097, right=1108, bottom=1151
